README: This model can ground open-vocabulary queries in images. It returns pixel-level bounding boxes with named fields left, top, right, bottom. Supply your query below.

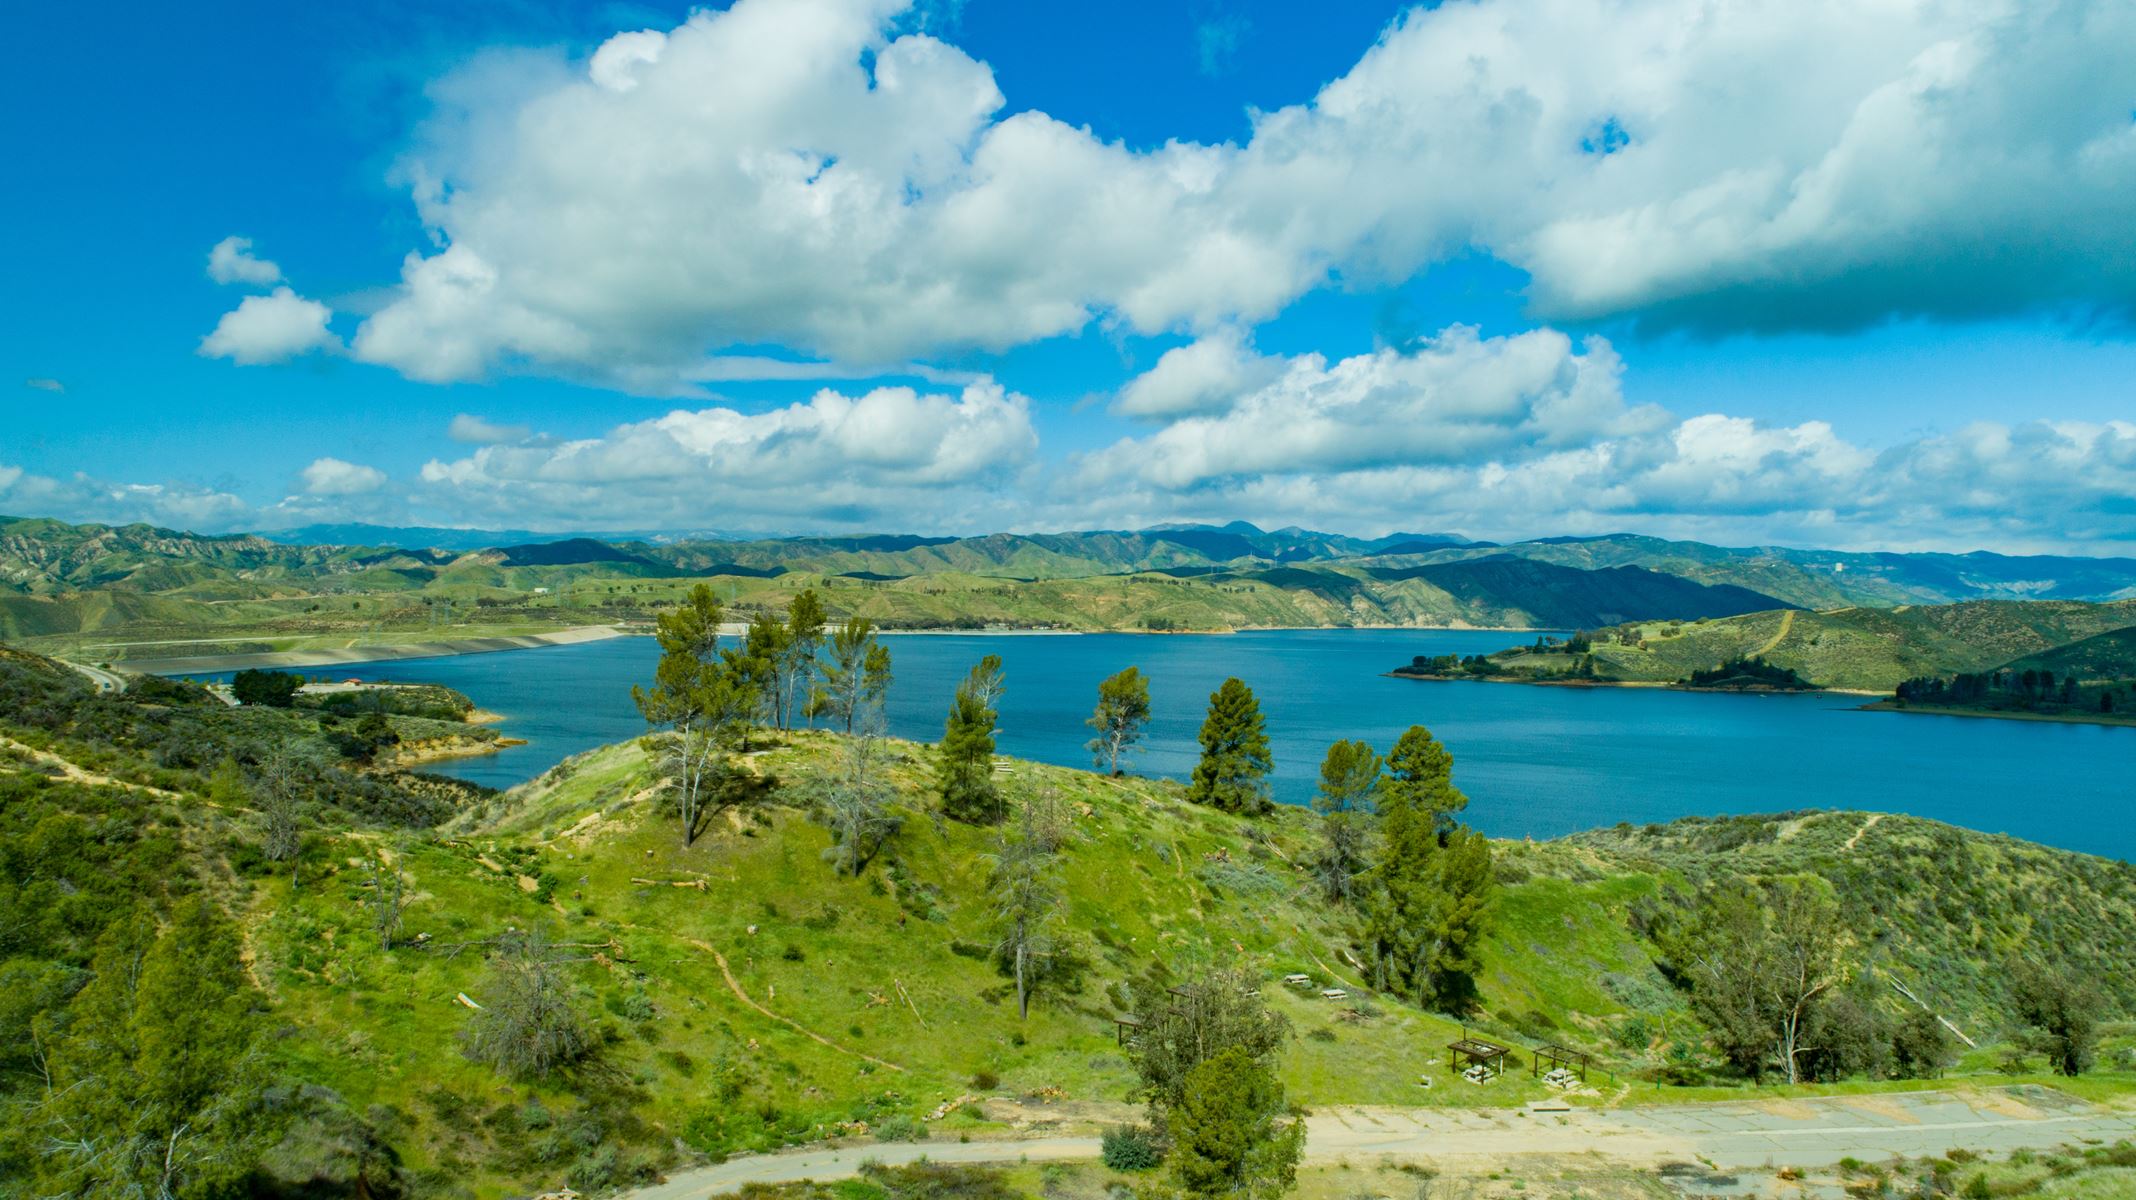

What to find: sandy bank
left=129, top=625, right=630, bottom=676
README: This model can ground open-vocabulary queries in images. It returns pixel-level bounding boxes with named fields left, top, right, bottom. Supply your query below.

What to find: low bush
left=872, top=1114, right=925, bottom=1143
left=1100, top=1124, right=1164, bottom=1172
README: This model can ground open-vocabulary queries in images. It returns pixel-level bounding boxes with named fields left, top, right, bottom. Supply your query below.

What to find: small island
left=1392, top=638, right=1817, bottom=692
left=1390, top=616, right=2136, bottom=727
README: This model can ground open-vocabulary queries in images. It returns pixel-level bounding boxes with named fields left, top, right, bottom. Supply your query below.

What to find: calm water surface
left=246, top=629, right=2133, bottom=860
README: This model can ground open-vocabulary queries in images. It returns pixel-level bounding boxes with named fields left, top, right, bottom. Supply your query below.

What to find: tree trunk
left=1782, top=1002, right=1807, bottom=1085
left=1015, top=943, right=1029, bottom=1020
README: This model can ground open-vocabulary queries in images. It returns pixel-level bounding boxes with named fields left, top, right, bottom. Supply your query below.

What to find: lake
left=251, top=629, right=2135, bottom=861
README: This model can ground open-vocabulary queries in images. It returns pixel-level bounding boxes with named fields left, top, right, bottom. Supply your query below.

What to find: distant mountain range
left=11, top=514, right=2134, bottom=604
left=7, top=513, right=2136, bottom=660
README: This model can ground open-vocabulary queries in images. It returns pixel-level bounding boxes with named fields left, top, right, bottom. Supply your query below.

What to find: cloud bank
left=16, top=329, right=2136, bottom=552
left=270, top=0, right=2136, bottom=388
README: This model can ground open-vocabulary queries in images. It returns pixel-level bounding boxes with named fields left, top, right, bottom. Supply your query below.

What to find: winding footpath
left=623, top=1087, right=2136, bottom=1199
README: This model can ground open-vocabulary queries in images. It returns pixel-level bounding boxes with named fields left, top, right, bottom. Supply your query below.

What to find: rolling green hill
left=10, top=516, right=2136, bottom=645
left=1, top=643, right=2130, bottom=1197
left=1401, top=599, right=2136, bottom=693
left=1, top=516, right=1817, bottom=660
left=2001, top=626, right=2136, bottom=681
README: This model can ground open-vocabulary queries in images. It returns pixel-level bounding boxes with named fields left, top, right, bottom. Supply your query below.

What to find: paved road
left=626, top=1088, right=2136, bottom=1199
left=63, top=660, right=130, bottom=693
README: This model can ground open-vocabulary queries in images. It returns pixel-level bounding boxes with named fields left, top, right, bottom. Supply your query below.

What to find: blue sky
left=4, top=0, right=2135, bottom=551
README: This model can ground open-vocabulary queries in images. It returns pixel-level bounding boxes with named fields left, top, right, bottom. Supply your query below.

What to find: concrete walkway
left=624, top=1087, right=2136, bottom=1199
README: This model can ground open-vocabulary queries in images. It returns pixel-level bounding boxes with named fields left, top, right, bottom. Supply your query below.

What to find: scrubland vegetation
left=2, top=587, right=2131, bottom=1198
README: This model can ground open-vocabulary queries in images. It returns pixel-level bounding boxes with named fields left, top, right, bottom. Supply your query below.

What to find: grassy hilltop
left=1401, top=598, right=2136, bottom=695
left=3, top=643, right=2132, bottom=1197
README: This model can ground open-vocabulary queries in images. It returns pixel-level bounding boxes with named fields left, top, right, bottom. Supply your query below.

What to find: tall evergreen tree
left=633, top=584, right=756, bottom=844
left=1189, top=677, right=1272, bottom=814
left=820, top=616, right=893, bottom=734
left=988, top=801, right=1064, bottom=1019
left=30, top=901, right=265, bottom=1200
left=732, top=611, right=789, bottom=732
left=1382, top=724, right=1468, bottom=836
left=1311, top=739, right=1380, bottom=904
left=1363, top=725, right=1493, bottom=1010
left=1085, top=665, right=1152, bottom=776
left=937, top=659, right=1004, bottom=824
left=776, top=589, right=827, bottom=730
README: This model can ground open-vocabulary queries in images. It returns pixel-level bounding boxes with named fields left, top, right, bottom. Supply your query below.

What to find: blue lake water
left=229, top=629, right=2134, bottom=861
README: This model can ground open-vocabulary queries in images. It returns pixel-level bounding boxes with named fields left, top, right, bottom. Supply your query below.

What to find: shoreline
left=1385, top=670, right=1881, bottom=698
left=109, top=621, right=1566, bottom=676
left=128, top=625, right=630, bottom=676
left=1858, top=699, right=2136, bottom=729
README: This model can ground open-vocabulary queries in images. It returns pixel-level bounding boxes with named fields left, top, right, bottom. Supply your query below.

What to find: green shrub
left=1100, top=1124, right=1164, bottom=1172
left=872, top=1113, right=925, bottom=1143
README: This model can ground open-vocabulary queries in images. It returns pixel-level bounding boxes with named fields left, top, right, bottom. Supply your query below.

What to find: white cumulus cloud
left=416, top=380, right=1037, bottom=529
left=447, top=414, right=533, bottom=445
left=199, top=287, right=340, bottom=364
left=294, top=0, right=2136, bottom=388
left=1115, top=330, right=1285, bottom=419
left=588, top=29, right=666, bottom=92
left=1088, top=326, right=1665, bottom=490
left=0, top=464, right=255, bottom=531
left=1069, top=325, right=2136, bottom=553
left=300, top=457, right=388, bottom=496
left=206, top=236, right=283, bottom=286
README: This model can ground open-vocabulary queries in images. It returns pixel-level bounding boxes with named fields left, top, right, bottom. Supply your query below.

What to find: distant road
left=624, top=1088, right=2136, bottom=1199
left=63, top=661, right=130, bottom=693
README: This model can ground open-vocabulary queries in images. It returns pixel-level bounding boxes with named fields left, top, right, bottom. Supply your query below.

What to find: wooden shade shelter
left=1447, top=1036, right=1512, bottom=1076
left=1532, top=1043, right=1591, bottom=1082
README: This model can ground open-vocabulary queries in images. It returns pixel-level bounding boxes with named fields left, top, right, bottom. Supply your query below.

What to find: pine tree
left=1189, top=677, right=1271, bottom=814
left=776, top=589, right=827, bottom=730
left=937, top=659, right=1004, bottom=824
left=1363, top=725, right=1492, bottom=1010
left=1311, top=739, right=1380, bottom=903
left=31, top=901, right=265, bottom=1200
left=821, top=617, right=893, bottom=734
left=988, top=803, right=1063, bottom=1020
left=1085, top=665, right=1152, bottom=775
left=732, top=611, right=789, bottom=732
left=633, top=584, right=757, bottom=844
left=1167, top=1046, right=1304, bottom=1199
left=1382, top=724, right=1468, bottom=836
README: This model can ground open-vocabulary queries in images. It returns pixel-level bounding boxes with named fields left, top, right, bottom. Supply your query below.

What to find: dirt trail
left=0, top=734, right=185, bottom=800
left=1752, top=607, right=1798, bottom=658
left=678, top=936, right=905, bottom=1072
left=624, top=1087, right=2136, bottom=1200
left=1843, top=812, right=1885, bottom=852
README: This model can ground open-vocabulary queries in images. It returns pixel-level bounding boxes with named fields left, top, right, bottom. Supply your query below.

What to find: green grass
left=9, top=642, right=2136, bottom=1197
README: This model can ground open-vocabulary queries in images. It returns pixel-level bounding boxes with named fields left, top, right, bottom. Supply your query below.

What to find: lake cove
left=248, top=628, right=2136, bottom=862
